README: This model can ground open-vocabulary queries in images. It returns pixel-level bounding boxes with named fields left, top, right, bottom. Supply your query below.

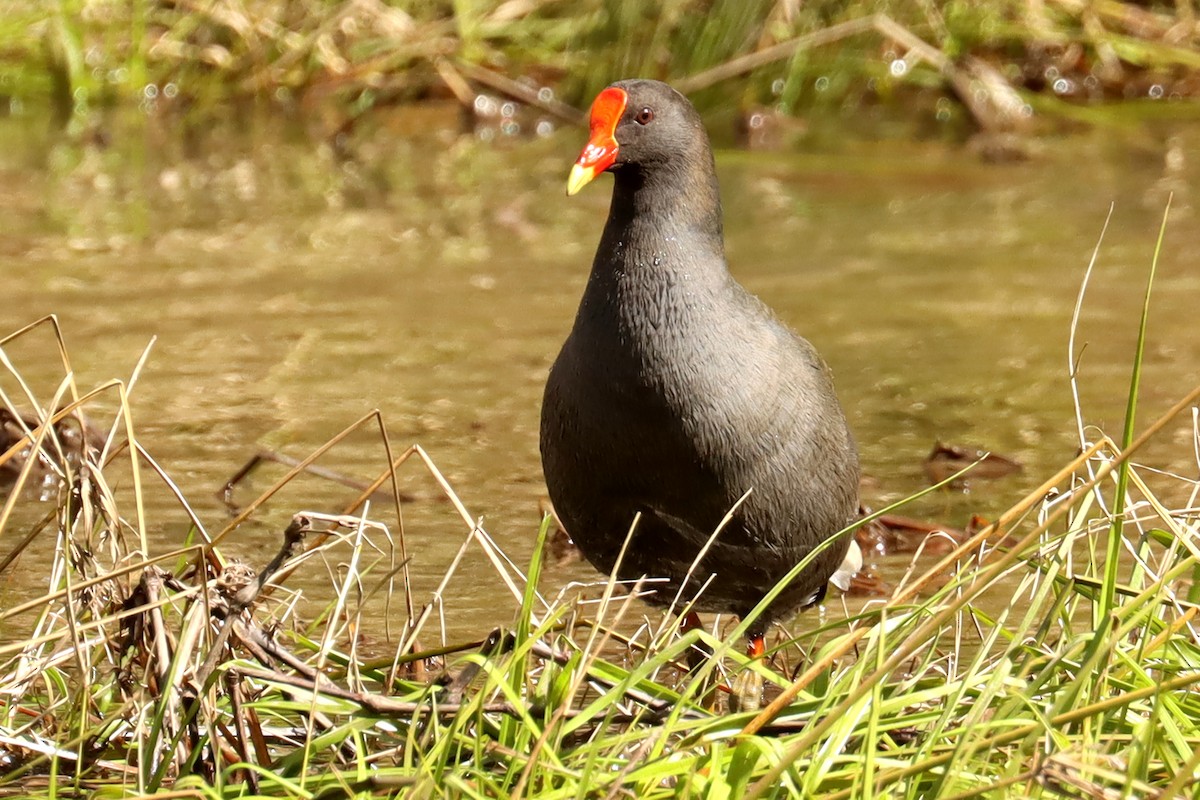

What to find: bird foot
left=725, top=632, right=766, bottom=713
left=727, top=668, right=763, bottom=713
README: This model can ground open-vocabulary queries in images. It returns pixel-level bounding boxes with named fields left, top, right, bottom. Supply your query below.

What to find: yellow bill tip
left=566, top=163, right=595, bottom=196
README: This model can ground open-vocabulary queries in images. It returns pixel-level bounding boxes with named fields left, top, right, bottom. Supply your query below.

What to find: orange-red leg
left=747, top=633, right=765, bottom=659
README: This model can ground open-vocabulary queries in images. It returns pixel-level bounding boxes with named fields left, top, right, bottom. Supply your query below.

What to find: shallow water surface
left=2, top=110, right=1198, bottom=642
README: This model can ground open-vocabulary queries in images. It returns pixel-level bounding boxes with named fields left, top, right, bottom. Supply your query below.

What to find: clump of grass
left=1, top=212, right=1199, bottom=798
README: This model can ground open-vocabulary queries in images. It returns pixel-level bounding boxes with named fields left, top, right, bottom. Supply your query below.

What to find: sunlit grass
left=1, top=213, right=1199, bottom=797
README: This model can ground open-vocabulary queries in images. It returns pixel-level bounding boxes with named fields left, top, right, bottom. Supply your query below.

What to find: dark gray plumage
left=540, top=79, right=859, bottom=634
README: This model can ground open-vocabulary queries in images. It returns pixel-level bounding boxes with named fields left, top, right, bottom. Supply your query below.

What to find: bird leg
left=678, top=614, right=765, bottom=713
left=680, top=611, right=713, bottom=671
left=728, top=624, right=766, bottom=713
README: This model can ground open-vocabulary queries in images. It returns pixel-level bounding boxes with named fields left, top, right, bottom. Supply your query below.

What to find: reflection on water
left=2, top=108, right=1198, bottom=641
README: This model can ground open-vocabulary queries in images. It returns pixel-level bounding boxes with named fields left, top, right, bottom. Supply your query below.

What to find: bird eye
left=634, top=107, right=654, bottom=125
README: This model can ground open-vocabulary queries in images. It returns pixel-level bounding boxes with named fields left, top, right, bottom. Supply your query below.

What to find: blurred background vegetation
left=4, top=0, right=1199, bottom=142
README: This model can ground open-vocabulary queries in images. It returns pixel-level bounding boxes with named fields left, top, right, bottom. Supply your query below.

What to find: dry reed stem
left=213, top=410, right=416, bottom=625
left=0, top=543, right=205, bottom=629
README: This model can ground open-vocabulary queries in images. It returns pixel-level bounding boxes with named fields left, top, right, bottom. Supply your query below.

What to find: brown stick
left=455, top=61, right=586, bottom=126
left=676, top=16, right=880, bottom=94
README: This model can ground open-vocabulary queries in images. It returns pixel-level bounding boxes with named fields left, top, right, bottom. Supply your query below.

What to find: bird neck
left=575, top=159, right=735, bottom=358
left=600, top=158, right=726, bottom=275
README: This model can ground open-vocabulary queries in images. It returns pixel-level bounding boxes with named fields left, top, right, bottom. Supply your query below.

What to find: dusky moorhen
left=540, top=79, right=860, bottom=661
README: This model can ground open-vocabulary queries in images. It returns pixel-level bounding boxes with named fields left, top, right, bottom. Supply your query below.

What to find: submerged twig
left=220, top=449, right=416, bottom=512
